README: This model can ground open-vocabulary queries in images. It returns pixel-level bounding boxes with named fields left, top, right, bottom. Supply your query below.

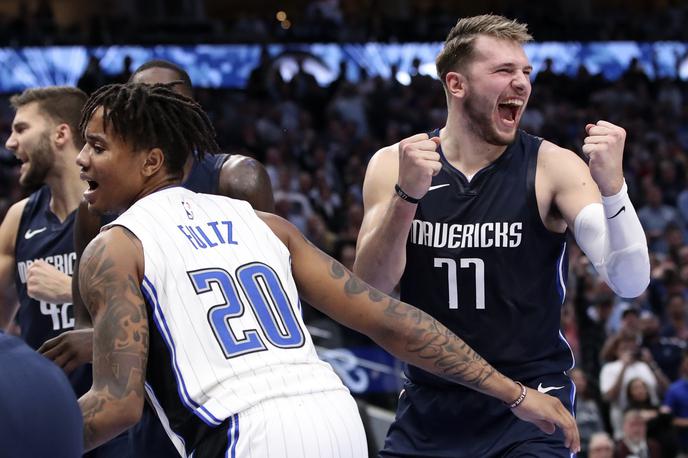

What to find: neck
left=44, top=147, right=86, bottom=222
left=136, top=175, right=182, bottom=202
left=440, top=109, right=508, bottom=177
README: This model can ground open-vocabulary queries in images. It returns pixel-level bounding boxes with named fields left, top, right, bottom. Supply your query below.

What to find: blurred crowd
left=1, top=0, right=688, bottom=46
left=3, top=28, right=688, bottom=458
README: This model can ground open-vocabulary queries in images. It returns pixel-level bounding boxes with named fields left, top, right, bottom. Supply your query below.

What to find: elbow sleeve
left=573, top=182, right=650, bottom=298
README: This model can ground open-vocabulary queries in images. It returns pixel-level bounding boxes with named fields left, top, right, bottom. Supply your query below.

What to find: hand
left=511, top=387, right=580, bottom=454
left=397, top=133, right=442, bottom=201
left=582, top=120, right=626, bottom=196
left=37, top=328, right=93, bottom=373
left=26, top=260, right=72, bottom=304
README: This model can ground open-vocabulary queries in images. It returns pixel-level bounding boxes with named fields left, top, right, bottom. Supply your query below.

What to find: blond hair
left=10, top=86, right=88, bottom=148
left=436, top=14, right=532, bottom=85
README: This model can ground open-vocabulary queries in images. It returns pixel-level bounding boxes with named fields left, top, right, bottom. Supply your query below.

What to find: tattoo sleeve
left=326, top=254, right=505, bottom=395
left=78, top=229, right=148, bottom=451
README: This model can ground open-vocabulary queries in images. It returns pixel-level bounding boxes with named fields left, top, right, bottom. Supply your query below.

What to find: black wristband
left=395, top=184, right=420, bottom=204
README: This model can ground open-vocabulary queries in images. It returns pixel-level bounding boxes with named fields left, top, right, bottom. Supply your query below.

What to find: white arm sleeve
left=573, top=181, right=650, bottom=298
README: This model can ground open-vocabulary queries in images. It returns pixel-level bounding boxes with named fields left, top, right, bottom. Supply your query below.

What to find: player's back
left=110, top=187, right=347, bottom=454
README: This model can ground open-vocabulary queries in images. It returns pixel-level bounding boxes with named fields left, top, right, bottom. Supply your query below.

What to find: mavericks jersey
left=109, top=187, right=346, bottom=455
left=401, top=129, right=573, bottom=386
left=183, top=153, right=228, bottom=195
left=14, top=186, right=91, bottom=396
left=14, top=186, right=77, bottom=349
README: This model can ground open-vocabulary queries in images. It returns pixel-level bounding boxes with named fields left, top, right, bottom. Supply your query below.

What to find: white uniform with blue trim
left=107, top=186, right=366, bottom=458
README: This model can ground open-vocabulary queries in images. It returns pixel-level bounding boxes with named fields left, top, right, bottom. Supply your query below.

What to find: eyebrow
left=85, top=133, right=108, bottom=144
left=494, top=62, right=533, bottom=71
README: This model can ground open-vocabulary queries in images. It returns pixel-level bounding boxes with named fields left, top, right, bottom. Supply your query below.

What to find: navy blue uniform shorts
left=381, top=372, right=575, bottom=458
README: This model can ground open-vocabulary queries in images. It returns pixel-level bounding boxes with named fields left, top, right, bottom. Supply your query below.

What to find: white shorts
left=226, top=390, right=367, bottom=458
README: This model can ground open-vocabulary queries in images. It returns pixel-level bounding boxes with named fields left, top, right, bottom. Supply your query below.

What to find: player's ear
left=445, top=71, right=467, bottom=99
left=142, top=147, right=165, bottom=177
left=53, top=123, right=72, bottom=148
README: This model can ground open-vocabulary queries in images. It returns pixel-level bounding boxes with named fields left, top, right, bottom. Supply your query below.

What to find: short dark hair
left=79, top=82, right=219, bottom=175
left=10, top=86, right=88, bottom=148
left=130, top=59, right=193, bottom=93
left=436, top=14, right=532, bottom=86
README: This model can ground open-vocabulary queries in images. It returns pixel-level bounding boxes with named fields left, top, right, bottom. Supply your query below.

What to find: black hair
left=129, top=59, right=193, bottom=92
left=79, top=82, right=219, bottom=175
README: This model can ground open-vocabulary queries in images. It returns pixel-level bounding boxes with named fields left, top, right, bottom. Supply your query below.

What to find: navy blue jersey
left=183, top=153, right=229, bottom=194
left=401, top=129, right=573, bottom=386
left=0, top=332, right=83, bottom=458
left=13, top=186, right=94, bottom=396
left=14, top=186, right=77, bottom=349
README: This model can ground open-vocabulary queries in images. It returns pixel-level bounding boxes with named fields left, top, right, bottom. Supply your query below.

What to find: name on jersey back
left=177, top=220, right=238, bottom=250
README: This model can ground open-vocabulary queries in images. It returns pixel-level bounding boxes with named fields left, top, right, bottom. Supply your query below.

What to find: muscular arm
left=218, top=155, right=275, bottom=212
left=538, top=131, right=649, bottom=298
left=353, top=145, right=415, bottom=292
left=260, top=211, right=580, bottom=452
left=77, top=227, right=147, bottom=451
left=0, top=200, right=26, bottom=330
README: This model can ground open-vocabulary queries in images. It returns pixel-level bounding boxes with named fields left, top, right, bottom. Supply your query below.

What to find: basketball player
left=39, top=59, right=274, bottom=372
left=0, top=331, right=83, bottom=458
left=0, top=86, right=130, bottom=456
left=354, top=15, right=650, bottom=457
left=75, top=82, right=579, bottom=456
left=38, top=60, right=274, bottom=458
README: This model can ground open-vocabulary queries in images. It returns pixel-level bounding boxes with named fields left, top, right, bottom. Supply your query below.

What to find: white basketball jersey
left=108, top=187, right=348, bottom=450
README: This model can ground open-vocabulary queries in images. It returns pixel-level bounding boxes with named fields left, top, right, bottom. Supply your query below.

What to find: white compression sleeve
left=573, top=181, right=650, bottom=298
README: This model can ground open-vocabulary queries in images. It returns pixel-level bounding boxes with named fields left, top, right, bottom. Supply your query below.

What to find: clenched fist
left=582, top=121, right=625, bottom=196
left=397, top=133, right=442, bottom=201
left=26, top=260, right=72, bottom=304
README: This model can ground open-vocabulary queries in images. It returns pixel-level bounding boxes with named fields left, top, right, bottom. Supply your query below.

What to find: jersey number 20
left=188, top=263, right=305, bottom=358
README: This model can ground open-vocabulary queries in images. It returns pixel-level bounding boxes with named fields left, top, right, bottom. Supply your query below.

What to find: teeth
left=500, top=99, right=523, bottom=107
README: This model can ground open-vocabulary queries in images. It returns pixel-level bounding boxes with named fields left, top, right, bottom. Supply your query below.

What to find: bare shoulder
left=81, top=226, right=144, bottom=279
left=537, top=139, right=595, bottom=188
left=0, top=197, right=29, bottom=252
left=538, top=140, right=588, bottom=173
left=218, top=154, right=274, bottom=212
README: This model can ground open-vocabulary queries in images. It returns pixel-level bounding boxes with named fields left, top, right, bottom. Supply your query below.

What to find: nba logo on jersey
left=181, top=199, right=194, bottom=220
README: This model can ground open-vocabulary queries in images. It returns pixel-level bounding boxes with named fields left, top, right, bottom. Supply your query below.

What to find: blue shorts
left=381, top=372, right=575, bottom=458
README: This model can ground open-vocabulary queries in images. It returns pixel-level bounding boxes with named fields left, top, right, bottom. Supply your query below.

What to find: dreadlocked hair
left=79, top=82, right=220, bottom=176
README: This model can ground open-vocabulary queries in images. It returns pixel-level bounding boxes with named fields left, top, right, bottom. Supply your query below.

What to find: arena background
left=1, top=1, right=687, bottom=456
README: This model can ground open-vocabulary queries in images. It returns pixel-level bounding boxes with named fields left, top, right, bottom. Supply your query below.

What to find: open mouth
left=497, top=99, right=523, bottom=124
left=87, top=180, right=99, bottom=191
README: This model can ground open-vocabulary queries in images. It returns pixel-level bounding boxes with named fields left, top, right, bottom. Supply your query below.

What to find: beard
left=463, top=90, right=517, bottom=146
left=20, top=131, right=54, bottom=189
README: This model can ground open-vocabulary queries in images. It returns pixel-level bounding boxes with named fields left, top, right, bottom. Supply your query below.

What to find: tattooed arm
left=77, top=227, right=148, bottom=451
left=258, top=211, right=580, bottom=453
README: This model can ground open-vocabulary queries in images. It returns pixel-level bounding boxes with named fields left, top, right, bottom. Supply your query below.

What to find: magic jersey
left=108, top=187, right=346, bottom=455
left=401, top=129, right=574, bottom=386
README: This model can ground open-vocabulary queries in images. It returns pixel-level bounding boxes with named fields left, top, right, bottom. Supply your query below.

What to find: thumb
left=585, top=123, right=595, bottom=134
left=430, top=136, right=441, bottom=146
left=533, top=419, right=556, bottom=435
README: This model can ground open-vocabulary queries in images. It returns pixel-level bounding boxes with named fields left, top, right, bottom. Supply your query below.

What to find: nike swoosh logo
left=537, top=383, right=565, bottom=394
left=607, top=206, right=626, bottom=219
left=428, top=184, right=450, bottom=191
left=25, top=227, right=47, bottom=239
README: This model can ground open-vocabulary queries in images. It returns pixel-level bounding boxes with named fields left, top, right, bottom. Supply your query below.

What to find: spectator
left=614, top=409, right=662, bottom=458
